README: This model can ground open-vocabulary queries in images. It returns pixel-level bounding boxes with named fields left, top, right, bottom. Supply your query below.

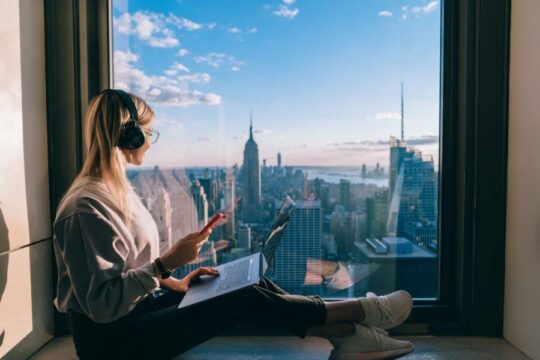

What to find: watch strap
left=154, top=257, right=171, bottom=279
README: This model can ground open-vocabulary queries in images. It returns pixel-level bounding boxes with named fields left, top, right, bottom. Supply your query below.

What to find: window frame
left=45, top=0, right=510, bottom=336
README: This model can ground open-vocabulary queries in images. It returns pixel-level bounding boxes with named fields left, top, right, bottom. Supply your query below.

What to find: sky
left=112, top=0, right=441, bottom=169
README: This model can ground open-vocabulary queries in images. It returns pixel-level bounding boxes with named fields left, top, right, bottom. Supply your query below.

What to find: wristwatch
left=153, top=257, right=172, bottom=279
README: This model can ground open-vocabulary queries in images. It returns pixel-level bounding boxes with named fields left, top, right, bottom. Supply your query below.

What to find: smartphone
left=199, top=212, right=225, bottom=235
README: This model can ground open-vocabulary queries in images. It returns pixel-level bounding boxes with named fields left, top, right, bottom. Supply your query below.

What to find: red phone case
left=199, top=213, right=224, bottom=235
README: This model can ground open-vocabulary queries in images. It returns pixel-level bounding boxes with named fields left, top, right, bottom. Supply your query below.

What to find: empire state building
left=242, top=116, right=261, bottom=223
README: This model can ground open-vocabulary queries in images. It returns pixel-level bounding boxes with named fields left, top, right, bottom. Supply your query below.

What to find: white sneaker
left=329, top=323, right=414, bottom=360
left=359, top=291, right=413, bottom=330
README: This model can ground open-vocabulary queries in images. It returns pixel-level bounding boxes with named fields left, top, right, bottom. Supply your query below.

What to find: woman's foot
left=358, top=291, right=413, bottom=330
left=328, top=323, right=414, bottom=360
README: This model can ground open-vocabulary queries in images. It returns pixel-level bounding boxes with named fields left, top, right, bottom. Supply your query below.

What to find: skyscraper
left=388, top=137, right=414, bottom=203
left=277, top=152, right=282, bottom=168
left=242, top=116, right=261, bottom=223
left=303, top=172, right=311, bottom=199
left=273, top=199, right=322, bottom=295
left=387, top=154, right=437, bottom=238
left=237, top=224, right=252, bottom=249
left=223, top=169, right=236, bottom=239
left=366, top=190, right=388, bottom=240
left=199, top=177, right=217, bottom=216
left=191, top=180, right=208, bottom=228
left=346, top=211, right=367, bottom=248
left=330, top=205, right=348, bottom=256
left=339, top=179, right=352, bottom=211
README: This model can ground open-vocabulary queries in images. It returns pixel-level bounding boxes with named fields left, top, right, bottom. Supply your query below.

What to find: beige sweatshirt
left=52, top=176, right=160, bottom=323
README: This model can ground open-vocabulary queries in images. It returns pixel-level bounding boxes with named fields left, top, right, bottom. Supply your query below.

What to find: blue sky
left=112, top=0, right=441, bottom=168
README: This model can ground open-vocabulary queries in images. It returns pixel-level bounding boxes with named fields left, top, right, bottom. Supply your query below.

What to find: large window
left=112, top=0, right=441, bottom=299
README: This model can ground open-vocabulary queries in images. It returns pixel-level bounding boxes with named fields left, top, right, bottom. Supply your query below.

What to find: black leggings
left=70, top=276, right=327, bottom=360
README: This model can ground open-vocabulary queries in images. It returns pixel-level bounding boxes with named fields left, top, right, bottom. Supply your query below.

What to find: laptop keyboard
left=216, top=258, right=252, bottom=292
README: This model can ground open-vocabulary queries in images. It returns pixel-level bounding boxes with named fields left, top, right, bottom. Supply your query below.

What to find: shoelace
left=364, top=326, right=390, bottom=351
left=373, top=326, right=389, bottom=337
left=366, top=292, right=398, bottom=327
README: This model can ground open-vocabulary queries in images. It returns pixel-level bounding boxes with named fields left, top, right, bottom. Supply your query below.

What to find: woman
left=52, top=89, right=415, bottom=360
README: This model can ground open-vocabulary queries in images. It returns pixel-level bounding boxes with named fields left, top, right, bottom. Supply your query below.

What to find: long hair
left=64, top=90, right=154, bottom=221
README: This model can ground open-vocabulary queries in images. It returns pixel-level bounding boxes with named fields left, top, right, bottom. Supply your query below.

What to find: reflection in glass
left=114, top=0, right=440, bottom=299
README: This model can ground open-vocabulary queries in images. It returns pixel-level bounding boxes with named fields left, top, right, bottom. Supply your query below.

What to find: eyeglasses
left=144, top=128, right=160, bottom=144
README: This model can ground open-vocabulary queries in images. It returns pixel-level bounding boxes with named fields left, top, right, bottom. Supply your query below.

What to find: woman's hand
left=160, top=230, right=211, bottom=270
left=160, top=267, right=219, bottom=293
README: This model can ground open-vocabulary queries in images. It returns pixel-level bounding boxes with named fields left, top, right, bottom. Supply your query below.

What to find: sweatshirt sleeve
left=54, top=212, right=160, bottom=323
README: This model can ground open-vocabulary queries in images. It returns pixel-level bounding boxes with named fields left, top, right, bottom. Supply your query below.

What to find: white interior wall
left=0, top=0, right=53, bottom=358
left=504, top=0, right=540, bottom=359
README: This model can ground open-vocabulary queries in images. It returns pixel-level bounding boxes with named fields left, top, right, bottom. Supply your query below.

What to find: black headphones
left=106, top=89, right=146, bottom=150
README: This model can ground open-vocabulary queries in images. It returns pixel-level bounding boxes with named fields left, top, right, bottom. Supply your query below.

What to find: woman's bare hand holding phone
left=160, top=230, right=211, bottom=270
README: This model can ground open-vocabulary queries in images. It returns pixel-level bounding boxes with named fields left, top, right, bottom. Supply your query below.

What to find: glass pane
left=111, top=0, right=441, bottom=299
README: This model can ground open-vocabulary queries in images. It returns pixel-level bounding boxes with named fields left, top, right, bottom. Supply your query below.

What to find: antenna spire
left=249, top=110, right=253, bottom=140
left=401, top=82, right=405, bottom=142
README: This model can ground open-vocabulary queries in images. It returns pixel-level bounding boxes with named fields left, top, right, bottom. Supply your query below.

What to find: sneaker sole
left=329, top=345, right=414, bottom=360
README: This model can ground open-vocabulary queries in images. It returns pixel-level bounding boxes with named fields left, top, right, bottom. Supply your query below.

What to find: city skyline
left=112, top=0, right=441, bottom=168
left=126, top=125, right=438, bottom=298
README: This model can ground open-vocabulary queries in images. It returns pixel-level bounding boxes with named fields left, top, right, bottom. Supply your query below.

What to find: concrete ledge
left=29, top=335, right=531, bottom=360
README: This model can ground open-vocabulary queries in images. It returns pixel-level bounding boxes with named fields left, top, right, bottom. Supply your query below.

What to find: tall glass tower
left=273, top=199, right=322, bottom=295
left=387, top=154, right=436, bottom=238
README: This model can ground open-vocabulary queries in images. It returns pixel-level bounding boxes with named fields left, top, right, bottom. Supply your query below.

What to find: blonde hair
left=65, top=90, right=154, bottom=221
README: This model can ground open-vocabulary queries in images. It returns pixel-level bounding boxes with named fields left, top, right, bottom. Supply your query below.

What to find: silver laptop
left=178, top=196, right=296, bottom=309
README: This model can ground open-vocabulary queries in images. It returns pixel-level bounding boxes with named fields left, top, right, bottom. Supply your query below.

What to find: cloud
left=253, top=128, right=274, bottom=135
left=194, top=52, right=244, bottom=70
left=232, top=128, right=273, bottom=141
left=176, top=48, right=189, bottom=57
left=233, top=134, right=247, bottom=141
left=178, top=72, right=211, bottom=84
left=197, top=137, right=211, bottom=141
left=166, top=14, right=205, bottom=30
left=406, top=134, right=439, bottom=146
left=375, top=112, right=401, bottom=120
left=365, top=112, right=401, bottom=121
left=330, top=140, right=388, bottom=152
left=113, top=50, right=221, bottom=106
left=273, top=4, right=300, bottom=19
left=283, top=0, right=295, bottom=4
left=378, top=10, right=393, bottom=17
left=114, top=11, right=215, bottom=48
left=224, top=26, right=258, bottom=41
left=411, top=1, right=438, bottom=14
left=402, top=1, right=439, bottom=19
left=164, top=61, right=190, bottom=76
left=114, top=12, right=179, bottom=48
left=329, top=134, right=439, bottom=152
left=114, top=49, right=139, bottom=63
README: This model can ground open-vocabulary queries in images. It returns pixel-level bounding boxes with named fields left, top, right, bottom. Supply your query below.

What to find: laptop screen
left=262, top=195, right=296, bottom=264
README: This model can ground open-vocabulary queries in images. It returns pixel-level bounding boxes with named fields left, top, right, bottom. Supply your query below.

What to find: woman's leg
left=257, top=275, right=362, bottom=339
left=134, top=281, right=328, bottom=359
left=258, top=276, right=365, bottom=327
